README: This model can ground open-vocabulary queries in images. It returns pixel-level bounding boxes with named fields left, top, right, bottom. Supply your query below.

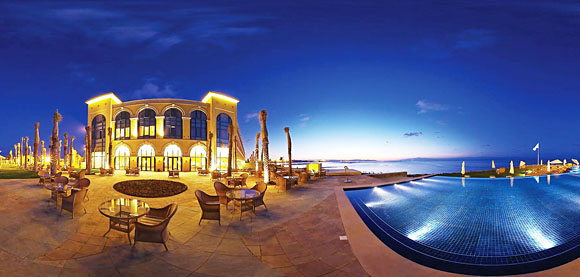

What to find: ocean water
left=311, top=158, right=545, bottom=174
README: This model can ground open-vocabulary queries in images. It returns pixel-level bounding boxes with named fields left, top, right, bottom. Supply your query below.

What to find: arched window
left=138, top=109, right=156, bottom=138
left=163, top=108, right=182, bottom=139
left=115, top=111, right=131, bottom=140
left=137, top=144, right=155, bottom=171
left=190, top=145, right=207, bottom=170
left=114, top=145, right=130, bottom=169
left=91, top=114, right=107, bottom=169
left=216, top=113, right=232, bottom=147
left=163, top=144, right=182, bottom=171
left=216, top=113, right=232, bottom=170
left=190, top=110, right=207, bottom=140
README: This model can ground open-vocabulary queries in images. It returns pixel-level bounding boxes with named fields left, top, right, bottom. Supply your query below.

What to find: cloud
left=404, top=132, right=422, bottom=137
left=245, top=112, right=258, bottom=122
left=413, top=29, right=495, bottom=59
left=67, top=64, right=95, bottom=84
left=133, top=79, right=176, bottom=98
left=416, top=100, right=449, bottom=114
left=1, top=3, right=269, bottom=51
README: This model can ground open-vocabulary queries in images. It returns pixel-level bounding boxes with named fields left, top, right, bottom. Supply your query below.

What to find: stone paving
left=0, top=171, right=387, bottom=276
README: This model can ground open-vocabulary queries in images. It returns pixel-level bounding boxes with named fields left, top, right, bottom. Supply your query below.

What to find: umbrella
left=510, top=160, right=514, bottom=174
left=461, top=161, right=465, bottom=175
left=551, top=159, right=562, bottom=164
left=572, top=159, right=579, bottom=165
left=492, top=160, right=495, bottom=169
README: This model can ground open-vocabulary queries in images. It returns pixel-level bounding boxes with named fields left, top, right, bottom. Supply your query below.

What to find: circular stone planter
left=113, top=179, right=188, bottom=198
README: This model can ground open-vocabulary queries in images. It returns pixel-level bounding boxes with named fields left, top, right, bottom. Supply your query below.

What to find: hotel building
left=85, top=92, right=245, bottom=172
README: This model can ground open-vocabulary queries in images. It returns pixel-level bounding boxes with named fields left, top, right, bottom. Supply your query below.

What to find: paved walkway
left=0, top=172, right=386, bottom=276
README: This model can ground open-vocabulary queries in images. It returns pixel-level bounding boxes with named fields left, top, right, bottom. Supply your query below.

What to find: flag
left=533, top=143, right=539, bottom=151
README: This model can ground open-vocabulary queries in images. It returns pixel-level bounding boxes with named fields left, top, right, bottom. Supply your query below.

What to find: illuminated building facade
left=86, top=92, right=245, bottom=172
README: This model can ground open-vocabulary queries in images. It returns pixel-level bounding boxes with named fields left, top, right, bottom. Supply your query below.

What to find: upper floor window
left=138, top=109, right=156, bottom=138
left=115, top=111, right=131, bottom=140
left=216, top=113, right=232, bottom=147
left=91, top=115, right=106, bottom=152
left=190, top=110, right=207, bottom=140
left=164, top=108, right=182, bottom=139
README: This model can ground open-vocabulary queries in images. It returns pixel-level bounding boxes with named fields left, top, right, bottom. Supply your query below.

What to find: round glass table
left=226, top=189, right=260, bottom=220
left=98, top=198, right=150, bottom=243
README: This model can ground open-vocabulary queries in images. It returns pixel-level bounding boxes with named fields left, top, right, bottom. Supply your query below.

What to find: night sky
left=1, top=1, right=579, bottom=160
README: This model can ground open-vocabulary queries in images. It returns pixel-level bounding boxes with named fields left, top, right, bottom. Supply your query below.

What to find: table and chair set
left=43, top=174, right=90, bottom=219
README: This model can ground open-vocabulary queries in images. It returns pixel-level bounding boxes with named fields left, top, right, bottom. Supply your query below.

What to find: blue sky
left=1, top=1, right=579, bottom=160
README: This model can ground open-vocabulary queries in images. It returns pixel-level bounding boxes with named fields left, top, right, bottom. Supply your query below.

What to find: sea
left=293, top=157, right=561, bottom=175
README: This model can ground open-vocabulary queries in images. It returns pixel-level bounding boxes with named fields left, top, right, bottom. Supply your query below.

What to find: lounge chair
left=134, top=203, right=178, bottom=251
left=195, top=190, right=220, bottom=225
left=60, top=187, right=88, bottom=218
left=250, top=182, right=268, bottom=210
left=214, top=182, right=233, bottom=209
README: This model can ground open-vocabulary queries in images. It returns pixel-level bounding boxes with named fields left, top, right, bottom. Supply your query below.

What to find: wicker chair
left=60, top=187, right=88, bottom=218
left=211, top=170, right=222, bottom=181
left=134, top=203, right=178, bottom=251
left=195, top=190, right=220, bottom=225
left=250, top=182, right=268, bottom=211
left=274, top=176, right=289, bottom=192
left=240, top=173, right=249, bottom=187
left=214, top=182, right=233, bottom=209
left=74, top=178, right=91, bottom=200
left=38, top=170, right=51, bottom=185
left=70, top=169, right=86, bottom=181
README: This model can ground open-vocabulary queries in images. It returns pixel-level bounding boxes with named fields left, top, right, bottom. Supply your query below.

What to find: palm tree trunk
left=57, top=140, right=62, bottom=169
left=63, top=133, right=68, bottom=170
left=108, top=127, right=113, bottom=170
left=50, top=110, right=62, bottom=175
left=255, top=133, right=260, bottom=171
left=34, top=123, right=39, bottom=171
left=284, top=127, right=292, bottom=177
left=24, top=137, right=29, bottom=169
left=69, top=136, right=74, bottom=169
left=20, top=137, right=23, bottom=167
left=13, top=144, right=17, bottom=165
left=85, top=126, right=91, bottom=172
left=40, top=141, right=45, bottom=166
left=260, top=110, right=269, bottom=183
left=207, top=132, right=213, bottom=171
left=227, top=124, right=233, bottom=176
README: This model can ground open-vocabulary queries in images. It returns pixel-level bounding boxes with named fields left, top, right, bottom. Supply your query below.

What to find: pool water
left=346, top=174, right=580, bottom=275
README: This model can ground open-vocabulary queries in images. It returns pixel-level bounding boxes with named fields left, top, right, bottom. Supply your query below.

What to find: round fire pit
left=113, top=179, right=188, bottom=198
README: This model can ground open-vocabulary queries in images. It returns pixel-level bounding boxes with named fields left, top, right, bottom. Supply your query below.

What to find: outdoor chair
left=70, top=169, right=85, bottom=181
left=240, top=173, right=249, bottom=187
left=60, top=187, right=88, bottom=218
left=275, top=176, right=289, bottom=192
left=169, top=170, right=179, bottom=178
left=38, top=170, right=51, bottom=185
left=195, top=190, right=220, bottom=225
left=214, top=181, right=233, bottom=209
left=251, top=182, right=268, bottom=211
left=134, top=203, right=178, bottom=251
left=74, top=178, right=91, bottom=201
left=211, top=170, right=222, bottom=181
left=100, top=168, right=107, bottom=176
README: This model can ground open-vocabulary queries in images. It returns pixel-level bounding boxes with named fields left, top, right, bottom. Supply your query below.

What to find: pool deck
left=2, top=172, right=580, bottom=276
left=0, top=172, right=372, bottom=276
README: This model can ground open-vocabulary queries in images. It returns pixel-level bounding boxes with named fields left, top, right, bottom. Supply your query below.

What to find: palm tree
left=255, top=133, right=260, bottom=171
left=40, top=141, right=45, bottom=165
left=284, top=127, right=292, bottom=177
left=20, top=137, right=23, bottom=167
left=260, top=110, right=269, bottom=183
left=13, top=144, right=17, bottom=165
left=50, top=110, right=62, bottom=175
left=69, top=136, right=74, bottom=169
left=24, top=136, right=29, bottom=169
left=85, top=126, right=91, bottom=172
left=34, top=123, right=39, bottom=171
left=227, top=124, right=234, bottom=176
left=63, top=133, right=68, bottom=170
left=108, top=127, right=113, bottom=170
left=207, top=132, right=213, bottom=171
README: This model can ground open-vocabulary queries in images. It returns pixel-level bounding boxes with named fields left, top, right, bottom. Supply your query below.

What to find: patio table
left=99, top=198, right=150, bottom=244
left=226, top=189, right=260, bottom=220
left=44, top=183, right=74, bottom=207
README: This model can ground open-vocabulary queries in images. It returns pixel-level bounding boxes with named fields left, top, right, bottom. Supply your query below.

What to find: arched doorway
left=164, top=144, right=182, bottom=171
left=137, top=144, right=155, bottom=171
left=91, top=114, right=107, bottom=169
left=114, top=145, right=130, bottom=170
left=216, top=113, right=232, bottom=170
left=190, top=145, right=207, bottom=171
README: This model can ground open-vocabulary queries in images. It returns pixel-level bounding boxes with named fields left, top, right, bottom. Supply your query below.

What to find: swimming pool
left=346, top=174, right=580, bottom=275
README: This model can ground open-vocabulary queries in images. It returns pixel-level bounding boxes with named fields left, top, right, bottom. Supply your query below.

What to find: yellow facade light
left=85, top=93, right=122, bottom=105
left=201, top=91, right=239, bottom=104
